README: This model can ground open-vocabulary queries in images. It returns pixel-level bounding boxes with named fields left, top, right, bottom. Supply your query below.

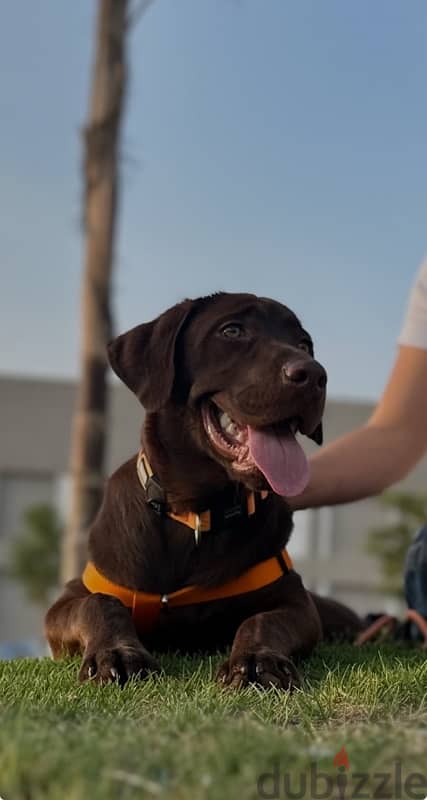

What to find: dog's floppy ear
left=308, top=422, right=323, bottom=446
left=108, top=300, right=194, bottom=411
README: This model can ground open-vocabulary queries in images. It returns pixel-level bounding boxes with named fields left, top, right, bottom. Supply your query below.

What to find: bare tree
left=61, top=0, right=129, bottom=582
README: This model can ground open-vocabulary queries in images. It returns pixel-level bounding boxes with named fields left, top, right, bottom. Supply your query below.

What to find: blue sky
left=1, top=0, right=426, bottom=400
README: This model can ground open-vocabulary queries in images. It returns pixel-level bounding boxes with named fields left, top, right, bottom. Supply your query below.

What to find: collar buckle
left=137, top=451, right=167, bottom=513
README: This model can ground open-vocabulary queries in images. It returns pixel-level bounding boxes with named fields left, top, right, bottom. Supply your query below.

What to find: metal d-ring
left=194, top=514, right=202, bottom=546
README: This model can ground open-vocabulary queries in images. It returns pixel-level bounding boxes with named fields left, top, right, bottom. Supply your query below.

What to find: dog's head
left=108, top=293, right=326, bottom=497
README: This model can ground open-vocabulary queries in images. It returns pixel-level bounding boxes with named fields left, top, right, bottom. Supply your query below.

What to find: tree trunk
left=61, top=0, right=128, bottom=582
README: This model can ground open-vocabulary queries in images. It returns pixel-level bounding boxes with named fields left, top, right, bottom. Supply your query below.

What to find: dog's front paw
left=217, top=648, right=301, bottom=691
left=79, top=641, right=160, bottom=686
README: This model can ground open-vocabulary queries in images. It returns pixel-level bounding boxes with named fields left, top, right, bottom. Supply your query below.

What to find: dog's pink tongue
left=248, top=425, right=309, bottom=497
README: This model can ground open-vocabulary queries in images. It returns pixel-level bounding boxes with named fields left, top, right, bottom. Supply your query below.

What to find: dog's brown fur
left=45, top=293, right=362, bottom=688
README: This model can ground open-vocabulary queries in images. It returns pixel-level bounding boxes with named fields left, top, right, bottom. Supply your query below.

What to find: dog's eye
left=298, top=342, right=311, bottom=353
left=221, top=323, right=245, bottom=339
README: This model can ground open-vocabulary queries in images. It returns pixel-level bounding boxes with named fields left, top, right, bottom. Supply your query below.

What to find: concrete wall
left=0, top=375, right=142, bottom=475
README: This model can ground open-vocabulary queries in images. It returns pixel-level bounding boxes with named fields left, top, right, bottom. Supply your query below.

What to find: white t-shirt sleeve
left=398, top=260, right=427, bottom=350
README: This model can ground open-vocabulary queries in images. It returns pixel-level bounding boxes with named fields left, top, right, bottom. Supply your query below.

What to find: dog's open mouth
left=201, top=401, right=309, bottom=497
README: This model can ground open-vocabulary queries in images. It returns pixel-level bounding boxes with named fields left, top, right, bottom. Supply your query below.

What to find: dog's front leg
left=45, top=579, right=160, bottom=685
left=217, top=576, right=322, bottom=690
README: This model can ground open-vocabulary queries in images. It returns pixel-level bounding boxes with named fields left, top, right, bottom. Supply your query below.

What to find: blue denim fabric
left=404, top=524, right=427, bottom=640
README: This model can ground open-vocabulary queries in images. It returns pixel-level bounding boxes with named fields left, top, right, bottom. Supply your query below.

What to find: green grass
left=0, top=644, right=426, bottom=799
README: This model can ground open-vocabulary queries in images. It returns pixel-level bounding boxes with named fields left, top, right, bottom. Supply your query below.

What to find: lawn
left=0, top=644, right=426, bottom=800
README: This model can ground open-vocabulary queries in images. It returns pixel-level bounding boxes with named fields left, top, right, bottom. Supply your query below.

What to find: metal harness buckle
left=194, top=514, right=202, bottom=546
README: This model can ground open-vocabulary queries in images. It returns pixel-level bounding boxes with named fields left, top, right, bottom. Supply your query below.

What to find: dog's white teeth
left=226, top=422, right=239, bottom=437
left=219, top=412, right=232, bottom=430
left=218, top=410, right=245, bottom=440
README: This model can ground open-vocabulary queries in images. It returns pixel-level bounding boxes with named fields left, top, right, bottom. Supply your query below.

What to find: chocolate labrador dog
left=45, top=292, right=362, bottom=688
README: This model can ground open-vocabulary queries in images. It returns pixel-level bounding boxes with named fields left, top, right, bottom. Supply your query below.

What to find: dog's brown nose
left=282, top=360, right=327, bottom=390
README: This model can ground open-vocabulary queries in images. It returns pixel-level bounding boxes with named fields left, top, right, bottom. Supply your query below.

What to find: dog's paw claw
left=217, top=650, right=300, bottom=691
left=79, top=644, right=159, bottom=687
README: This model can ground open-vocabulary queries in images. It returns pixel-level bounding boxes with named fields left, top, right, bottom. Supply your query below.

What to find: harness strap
left=82, top=548, right=293, bottom=635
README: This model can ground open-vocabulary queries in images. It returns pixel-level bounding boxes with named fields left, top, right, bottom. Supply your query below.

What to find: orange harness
left=82, top=549, right=293, bottom=635
left=82, top=451, right=293, bottom=635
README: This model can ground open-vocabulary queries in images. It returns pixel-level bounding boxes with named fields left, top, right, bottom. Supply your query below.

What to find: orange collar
left=82, top=548, right=293, bottom=635
left=136, top=450, right=269, bottom=544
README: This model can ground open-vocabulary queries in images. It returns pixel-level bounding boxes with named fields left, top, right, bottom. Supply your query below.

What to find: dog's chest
left=133, top=499, right=292, bottom=595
